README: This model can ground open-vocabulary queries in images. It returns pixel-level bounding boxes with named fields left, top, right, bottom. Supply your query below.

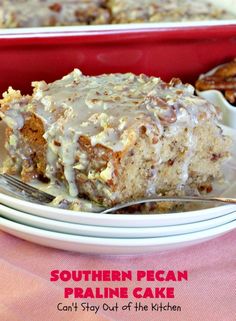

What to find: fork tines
left=0, top=173, right=55, bottom=203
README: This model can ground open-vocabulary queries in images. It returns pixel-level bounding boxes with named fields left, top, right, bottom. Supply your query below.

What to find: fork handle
left=101, top=196, right=236, bottom=213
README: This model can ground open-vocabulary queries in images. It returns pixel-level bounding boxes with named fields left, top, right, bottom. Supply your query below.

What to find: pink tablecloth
left=0, top=229, right=236, bottom=321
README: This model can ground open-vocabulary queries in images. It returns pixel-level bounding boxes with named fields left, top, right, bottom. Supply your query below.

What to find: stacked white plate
left=1, top=199, right=236, bottom=255
left=1, top=125, right=236, bottom=255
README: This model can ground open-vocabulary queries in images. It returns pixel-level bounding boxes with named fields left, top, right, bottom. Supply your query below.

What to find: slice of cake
left=0, top=69, right=231, bottom=206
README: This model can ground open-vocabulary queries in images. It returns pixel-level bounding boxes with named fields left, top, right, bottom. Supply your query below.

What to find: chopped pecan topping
left=211, top=153, right=222, bottom=161
left=49, top=3, right=62, bottom=13
left=167, top=159, right=175, bottom=166
left=54, top=140, right=61, bottom=146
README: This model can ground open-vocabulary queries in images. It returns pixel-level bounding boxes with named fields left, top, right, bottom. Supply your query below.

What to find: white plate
left=198, top=90, right=236, bottom=129
left=1, top=217, right=235, bottom=254
left=1, top=204, right=235, bottom=238
left=0, top=124, right=236, bottom=227
left=1, top=191, right=236, bottom=227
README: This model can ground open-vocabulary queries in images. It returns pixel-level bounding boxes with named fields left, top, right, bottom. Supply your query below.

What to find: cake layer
left=0, top=70, right=231, bottom=206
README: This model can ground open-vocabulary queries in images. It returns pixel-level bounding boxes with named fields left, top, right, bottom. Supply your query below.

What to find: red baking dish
left=0, top=24, right=235, bottom=95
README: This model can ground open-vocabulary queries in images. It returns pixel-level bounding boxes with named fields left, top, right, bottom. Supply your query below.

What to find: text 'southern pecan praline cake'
left=0, top=70, right=232, bottom=207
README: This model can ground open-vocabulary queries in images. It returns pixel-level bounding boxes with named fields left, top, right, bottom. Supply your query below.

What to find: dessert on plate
left=0, top=69, right=231, bottom=208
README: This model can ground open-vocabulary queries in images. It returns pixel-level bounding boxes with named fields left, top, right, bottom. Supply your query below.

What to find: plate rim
left=1, top=216, right=235, bottom=246
left=1, top=190, right=236, bottom=222
left=1, top=203, right=235, bottom=238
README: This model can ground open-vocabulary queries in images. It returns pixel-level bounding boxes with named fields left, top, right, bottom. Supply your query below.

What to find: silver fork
left=0, top=173, right=55, bottom=203
left=0, top=173, right=236, bottom=213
